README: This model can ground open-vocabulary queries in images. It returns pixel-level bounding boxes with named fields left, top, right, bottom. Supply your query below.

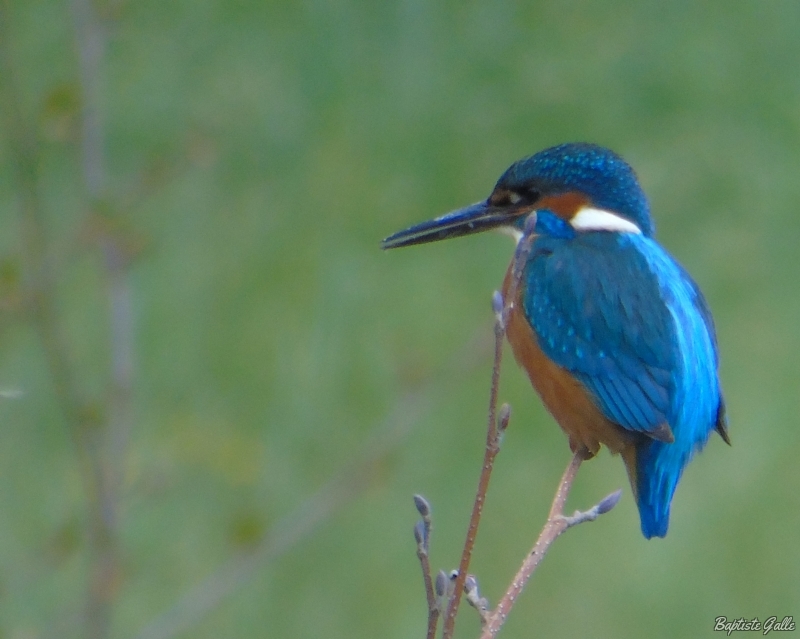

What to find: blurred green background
left=0, top=0, right=798, bottom=638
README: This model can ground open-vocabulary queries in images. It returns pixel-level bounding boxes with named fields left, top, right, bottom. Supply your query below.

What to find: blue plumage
left=525, top=211, right=722, bottom=537
left=382, top=142, right=728, bottom=539
left=499, top=143, right=655, bottom=237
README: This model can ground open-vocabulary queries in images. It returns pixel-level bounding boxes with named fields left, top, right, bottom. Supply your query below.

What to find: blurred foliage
left=0, top=0, right=799, bottom=637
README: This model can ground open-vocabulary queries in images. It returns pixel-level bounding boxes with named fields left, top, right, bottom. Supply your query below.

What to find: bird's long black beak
left=381, top=201, right=521, bottom=249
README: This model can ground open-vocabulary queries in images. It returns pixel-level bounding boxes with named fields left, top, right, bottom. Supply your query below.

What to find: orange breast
left=501, top=264, right=637, bottom=461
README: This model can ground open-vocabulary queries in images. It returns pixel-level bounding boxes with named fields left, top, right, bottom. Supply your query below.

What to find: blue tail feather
left=635, top=439, right=678, bottom=538
left=634, top=426, right=713, bottom=538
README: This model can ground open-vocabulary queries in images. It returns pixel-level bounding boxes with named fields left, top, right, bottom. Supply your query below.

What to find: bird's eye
left=525, top=188, right=541, bottom=201
left=489, top=190, right=513, bottom=206
left=491, top=188, right=539, bottom=207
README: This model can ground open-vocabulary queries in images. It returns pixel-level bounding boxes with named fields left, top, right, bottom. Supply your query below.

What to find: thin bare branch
left=0, top=0, right=103, bottom=533
left=480, top=455, right=621, bottom=639
left=67, top=0, right=129, bottom=635
left=132, top=324, right=492, bottom=639
left=441, top=300, right=506, bottom=639
left=442, top=215, right=537, bottom=639
left=70, top=0, right=107, bottom=196
left=425, top=210, right=620, bottom=638
left=413, top=495, right=439, bottom=639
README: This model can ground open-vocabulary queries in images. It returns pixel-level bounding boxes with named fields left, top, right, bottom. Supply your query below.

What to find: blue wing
left=523, top=232, right=685, bottom=437
left=678, top=264, right=730, bottom=442
left=523, top=226, right=725, bottom=537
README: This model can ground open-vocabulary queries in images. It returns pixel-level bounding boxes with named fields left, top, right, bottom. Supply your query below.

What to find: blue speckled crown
left=496, top=143, right=655, bottom=237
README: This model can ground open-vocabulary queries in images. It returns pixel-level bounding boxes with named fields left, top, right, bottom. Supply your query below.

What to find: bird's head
left=381, top=143, right=654, bottom=249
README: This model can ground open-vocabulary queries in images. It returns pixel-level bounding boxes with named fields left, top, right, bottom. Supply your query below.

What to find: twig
left=429, top=213, right=620, bottom=638
left=133, top=326, right=492, bottom=639
left=463, top=574, right=490, bottom=624
left=101, top=235, right=135, bottom=513
left=441, top=296, right=506, bottom=638
left=480, top=457, right=621, bottom=638
left=67, top=0, right=129, bottom=636
left=412, top=495, right=439, bottom=639
left=2, top=3, right=130, bottom=637
left=0, top=1, right=89, bottom=456
left=0, top=0, right=104, bottom=582
left=69, top=0, right=107, bottom=196
left=442, top=216, right=537, bottom=639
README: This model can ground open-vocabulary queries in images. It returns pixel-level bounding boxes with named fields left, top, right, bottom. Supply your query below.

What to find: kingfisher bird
left=382, top=143, right=729, bottom=539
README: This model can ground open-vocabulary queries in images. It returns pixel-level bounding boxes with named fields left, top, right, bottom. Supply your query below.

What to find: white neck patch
left=498, top=225, right=524, bottom=244
left=570, top=206, right=642, bottom=234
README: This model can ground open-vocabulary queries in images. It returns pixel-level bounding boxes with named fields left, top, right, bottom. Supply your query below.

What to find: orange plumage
left=501, top=264, right=642, bottom=495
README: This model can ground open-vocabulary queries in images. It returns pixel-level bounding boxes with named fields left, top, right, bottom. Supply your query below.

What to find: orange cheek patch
left=536, top=192, right=589, bottom=219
